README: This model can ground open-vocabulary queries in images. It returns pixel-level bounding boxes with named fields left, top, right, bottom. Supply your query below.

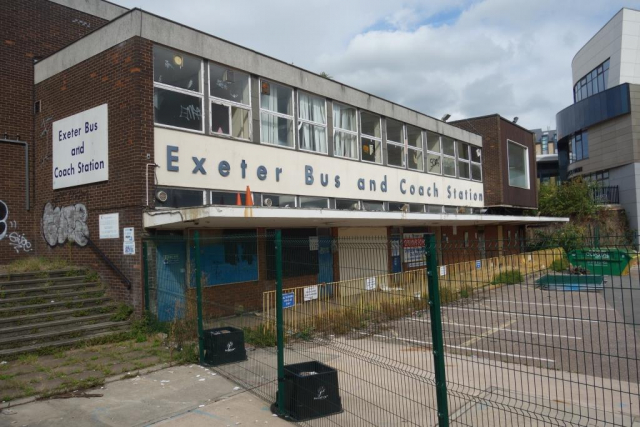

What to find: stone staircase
left=0, top=268, right=131, bottom=358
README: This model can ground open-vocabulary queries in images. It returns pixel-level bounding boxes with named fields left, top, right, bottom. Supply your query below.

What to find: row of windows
left=156, top=187, right=479, bottom=214
left=574, top=59, right=609, bottom=103
left=569, top=131, right=589, bottom=163
left=152, top=45, right=482, bottom=181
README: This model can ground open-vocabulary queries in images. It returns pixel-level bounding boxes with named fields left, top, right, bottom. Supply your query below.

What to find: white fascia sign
left=52, top=104, right=109, bottom=189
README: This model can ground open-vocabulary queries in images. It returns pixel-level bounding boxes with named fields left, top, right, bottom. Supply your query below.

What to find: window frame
left=385, top=118, right=406, bottom=169
left=153, top=45, right=205, bottom=134
left=297, top=90, right=328, bottom=155
left=258, top=78, right=296, bottom=150
left=425, top=131, right=442, bottom=175
left=360, top=111, right=383, bottom=165
left=470, top=146, right=482, bottom=182
left=507, top=139, right=530, bottom=189
left=332, top=101, right=360, bottom=161
left=456, top=141, right=471, bottom=180
left=441, top=136, right=457, bottom=178
left=207, top=62, right=252, bottom=141
left=406, top=125, right=424, bottom=172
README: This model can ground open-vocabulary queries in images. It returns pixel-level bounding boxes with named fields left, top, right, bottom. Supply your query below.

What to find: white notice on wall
left=309, top=236, right=319, bottom=251
left=439, top=266, right=447, bottom=276
left=365, top=277, right=376, bottom=291
left=99, top=213, right=119, bottom=239
left=52, top=104, right=109, bottom=189
left=123, top=227, right=135, bottom=255
left=303, top=285, right=318, bottom=302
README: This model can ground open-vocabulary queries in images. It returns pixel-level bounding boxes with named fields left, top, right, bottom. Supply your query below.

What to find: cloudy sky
left=113, top=0, right=638, bottom=130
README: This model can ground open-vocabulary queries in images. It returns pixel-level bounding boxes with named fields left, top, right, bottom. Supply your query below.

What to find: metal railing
left=591, top=185, right=620, bottom=204
left=83, top=233, right=131, bottom=290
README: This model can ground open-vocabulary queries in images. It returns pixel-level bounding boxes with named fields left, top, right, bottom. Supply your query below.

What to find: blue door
left=318, top=236, right=333, bottom=297
left=156, top=242, right=186, bottom=322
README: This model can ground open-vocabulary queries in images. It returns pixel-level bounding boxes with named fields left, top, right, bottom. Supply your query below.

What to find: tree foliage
left=538, top=179, right=596, bottom=220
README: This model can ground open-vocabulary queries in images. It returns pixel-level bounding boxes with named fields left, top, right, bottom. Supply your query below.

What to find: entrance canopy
left=143, top=206, right=568, bottom=230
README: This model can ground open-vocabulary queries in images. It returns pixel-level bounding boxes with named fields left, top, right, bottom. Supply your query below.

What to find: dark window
left=156, top=188, right=204, bottom=208
left=153, top=45, right=201, bottom=92
left=266, top=229, right=319, bottom=279
left=211, top=103, right=230, bottom=135
left=336, top=199, right=360, bottom=210
left=573, top=58, right=609, bottom=103
left=154, top=88, right=203, bottom=131
left=569, top=131, right=588, bottom=163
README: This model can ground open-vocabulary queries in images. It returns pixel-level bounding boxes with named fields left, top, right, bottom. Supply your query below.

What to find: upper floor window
left=360, top=111, right=382, bottom=164
left=298, top=92, right=327, bottom=154
left=153, top=45, right=203, bottom=132
left=209, top=63, right=251, bottom=140
left=569, top=131, right=588, bottom=163
left=456, top=141, right=471, bottom=179
left=470, top=146, right=482, bottom=181
left=426, top=131, right=441, bottom=175
left=386, top=119, right=405, bottom=168
left=574, top=59, right=609, bottom=102
left=260, top=80, right=294, bottom=148
left=407, top=125, right=424, bottom=171
left=541, top=134, right=548, bottom=154
left=333, top=102, right=358, bottom=160
left=507, top=140, right=529, bottom=189
left=441, top=136, right=456, bottom=177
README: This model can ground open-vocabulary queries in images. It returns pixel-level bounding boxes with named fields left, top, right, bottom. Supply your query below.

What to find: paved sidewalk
left=0, top=364, right=289, bottom=427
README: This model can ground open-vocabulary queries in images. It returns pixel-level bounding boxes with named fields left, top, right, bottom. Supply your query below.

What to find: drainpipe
left=146, top=163, right=158, bottom=207
left=1, top=137, right=29, bottom=210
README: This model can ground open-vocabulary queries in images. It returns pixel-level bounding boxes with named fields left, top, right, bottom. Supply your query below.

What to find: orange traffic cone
left=245, top=186, right=254, bottom=206
left=236, top=193, right=242, bottom=206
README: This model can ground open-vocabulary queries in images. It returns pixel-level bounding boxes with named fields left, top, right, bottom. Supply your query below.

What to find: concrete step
left=0, top=313, right=117, bottom=338
left=0, top=282, right=102, bottom=296
left=0, top=305, right=117, bottom=327
left=0, top=297, right=112, bottom=317
left=0, top=275, right=88, bottom=289
left=0, top=329, right=131, bottom=358
left=0, top=268, right=86, bottom=282
left=0, top=287, right=104, bottom=306
left=0, top=321, right=130, bottom=348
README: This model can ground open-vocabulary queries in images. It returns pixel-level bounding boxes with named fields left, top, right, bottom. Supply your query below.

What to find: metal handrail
left=591, top=186, right=619, bottom=205
left=82, top=233, right=132, bottom=290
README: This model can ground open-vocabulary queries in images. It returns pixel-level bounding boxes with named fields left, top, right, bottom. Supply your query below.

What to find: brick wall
left=0, top=0, right=110, bottom=263
left=34, top=36, right=153, bottom=311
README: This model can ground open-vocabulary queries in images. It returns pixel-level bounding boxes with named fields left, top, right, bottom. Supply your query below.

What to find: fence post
left=195, top=231, right=205, bottom=364
left=274, top=230, right=286, bottom=416
left=424, top=234, right=449, bottom=426
left=143, top=241, right=150, bottom=313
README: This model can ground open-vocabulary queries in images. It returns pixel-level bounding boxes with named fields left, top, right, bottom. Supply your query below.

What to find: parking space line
left=460, top=319, right=517, bottom=347
left=443, top=306, right=600, bottom=323
left=408, top=318, right=582, bottom=340
left=488, top=299, right=614, bottom=311
left=366, top=333, right=555, bottom=363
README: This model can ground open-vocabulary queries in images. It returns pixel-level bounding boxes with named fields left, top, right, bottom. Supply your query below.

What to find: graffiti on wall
left=0, top=200, right=33, bottom=253
left=42, top=202, right=89, bottom=247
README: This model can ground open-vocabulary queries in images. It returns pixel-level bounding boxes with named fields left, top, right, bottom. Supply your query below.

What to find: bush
left=243, top=324, right=277, bottom=347
left=111, top=304, right=134, bottom=322
left=527, top=223, right=587, bottom=253
left=550, top=257, right=570, bottom=272
left=538, top=179, right=596, bottom=220
left=491, top=270, right=523, bottom=285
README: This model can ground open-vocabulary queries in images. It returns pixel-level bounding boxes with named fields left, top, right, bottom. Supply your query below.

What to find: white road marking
left=367, top=333, right=555, bottom=363
left=488, top=299, right=614, bottom=311
left=461, top=319, right=517, bottom=347
left=409, top=318, right=582, bottom=340
left=443, top=306, right=600, bottom=323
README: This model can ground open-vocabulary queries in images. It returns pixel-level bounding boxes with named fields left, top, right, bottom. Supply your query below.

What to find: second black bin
left=283, top=360, right=342, bottom=421
left=203, top=326, right=247, bottom=366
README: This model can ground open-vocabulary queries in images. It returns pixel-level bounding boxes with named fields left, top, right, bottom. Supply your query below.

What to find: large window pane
left=261, top=80, right=293, bottom=115
left=260, top=112, right=293, bottom=147
left=508, top=141, right=529, bottom=188
left=362, top=137, right=381, bottom=163
left=426, top=131, right=440, bottom=152
left=427, top=153, right=441, bottom=174
left=211, top=103, right=230, bottom=135
left=387, top=143, right=404, bottom=167
left=154, top=87, right=202, bottom=131
left=299, top=123, right=327, bottom=153
left=231, top=107, right=250, bottom=139
left=300, top=197, right=329, bottom=209
left=471, top=163, right=482, bottom=181
left=386, top=119, right=403, bottom=142
left=299, top=92, right=326, bottom=124
left=362, top=201, right=384, bottom=211
left=442, top=137, right=455, bottom=156
left=334, top=131, right=358, bottom=159
left=262, top=194, right=295, bottom=208
left=336, top=199, right=360, bottom=210
left=209, top=63, right=250, bottom=105
left=361, top=111, right=381, bottom=137
left=333, top=103, right=357, bottom=132
left=407, top=125, right=422, bottom=148
left=456, top=141, right=469, bottom=160
left=443, top=157, right=456, bottom=177
left=471, top=147, right=481, bottom=163
left=409, top=149, right=423, bottom=170
left=153, top=45, right=201, bottom=92
left=458, top=160, right=470, bottom=179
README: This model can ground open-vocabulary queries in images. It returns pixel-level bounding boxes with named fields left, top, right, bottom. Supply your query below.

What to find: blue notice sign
left=476, top=260, right=481, bottom=269
left=282, top=292, right=295, bottom=309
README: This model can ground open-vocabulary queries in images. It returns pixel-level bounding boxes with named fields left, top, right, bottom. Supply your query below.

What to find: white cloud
left=113, top=0, right=634, bottom=129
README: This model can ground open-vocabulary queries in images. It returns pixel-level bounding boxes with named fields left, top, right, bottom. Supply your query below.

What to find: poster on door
left=403, top=233, right=426, bottom=267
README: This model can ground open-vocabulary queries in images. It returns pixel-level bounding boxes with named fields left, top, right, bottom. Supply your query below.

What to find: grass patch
left=111, top=304, right=134, bottom=322
left=550, top=257, right=570, bottom=272
left=4, top=257, right=70, bottom=274
left=491, top=270, right=523, bottom=285
left=243, top=324, right=277, bottom=347
left=172, top=342, right=198, bottom=365
left=18, top=353, right=38, bottom=365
